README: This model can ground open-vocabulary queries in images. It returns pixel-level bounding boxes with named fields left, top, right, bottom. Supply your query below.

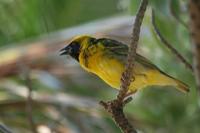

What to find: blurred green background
left=0, top=0, right=199, bottom=133
left=0, top=0, right=121, bottom=46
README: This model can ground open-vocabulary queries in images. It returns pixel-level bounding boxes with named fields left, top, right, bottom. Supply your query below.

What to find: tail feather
left=155, top=70, right=190, bottom=93
left=175, top=79, right=190, bottom=93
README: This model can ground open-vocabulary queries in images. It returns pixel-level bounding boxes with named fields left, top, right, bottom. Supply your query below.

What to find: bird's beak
left=59, top=46, right=70, bottom=56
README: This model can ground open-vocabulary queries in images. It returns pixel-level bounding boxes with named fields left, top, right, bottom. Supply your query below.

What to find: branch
left=189, top=0, right=200, bottom=93
left=22, top=67, right=38, bottom=133
left=99, top=97, right=134, bottom=133
left=151, top=9, right=193, bottom=72
left=100, top=0, right=148, bottom=133
left=118, top=0, right=148, bottom=101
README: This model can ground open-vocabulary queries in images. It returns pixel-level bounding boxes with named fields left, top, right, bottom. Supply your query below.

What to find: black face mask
left=60, top=41, right=80, bottom=61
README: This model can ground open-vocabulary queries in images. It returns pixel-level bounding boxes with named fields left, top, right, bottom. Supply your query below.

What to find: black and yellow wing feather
left=96, top=38, right=158, bottom=70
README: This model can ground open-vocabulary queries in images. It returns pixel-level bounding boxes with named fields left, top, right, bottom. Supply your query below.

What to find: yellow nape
left=71, top=35, right=91, bottom=42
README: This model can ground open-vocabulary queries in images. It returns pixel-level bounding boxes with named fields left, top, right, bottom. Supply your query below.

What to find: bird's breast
left=79, top=49, right=148, bottom=91
left=79, top=51, right=124, bottom=89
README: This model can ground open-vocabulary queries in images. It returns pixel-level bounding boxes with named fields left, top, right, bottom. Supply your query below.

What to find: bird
left=60, top=35, right=189, bottom=96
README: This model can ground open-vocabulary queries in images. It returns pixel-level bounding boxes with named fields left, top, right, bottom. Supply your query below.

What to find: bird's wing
left=96, top=38, right=129, bottom=60
left=96, top=38, right=128, bottom=55
left=97, top=38, right=159, bottom=70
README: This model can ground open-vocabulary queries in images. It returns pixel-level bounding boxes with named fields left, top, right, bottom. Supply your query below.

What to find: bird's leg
left=123, top=72, right=143, bottom=98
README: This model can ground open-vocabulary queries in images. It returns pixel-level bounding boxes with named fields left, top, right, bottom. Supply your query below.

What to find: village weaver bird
left=60, top=35, right=189, bottom=95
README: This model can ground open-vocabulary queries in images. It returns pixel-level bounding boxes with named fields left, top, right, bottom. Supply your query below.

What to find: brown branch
left=22, top=67, right=38, bottom=133
left=118, top=0, right=148, bottom=101
left=100, top=0, right=148, bottom=133
left=189, top=0, right=200, bottom=92
left=151, top=9, right=193, bottom=72
left=99, top=98, right=134, bottom=133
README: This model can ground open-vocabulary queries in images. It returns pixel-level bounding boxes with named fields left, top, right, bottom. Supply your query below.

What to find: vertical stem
left=24, top=69, right=38, bottom=133
left=189, top=0, right=200, bottom=93
left=152, top=10, right=193, bottom=72
left=118, top=0, right=148, bottom=101
left=100, top=0, right=148, bottom=133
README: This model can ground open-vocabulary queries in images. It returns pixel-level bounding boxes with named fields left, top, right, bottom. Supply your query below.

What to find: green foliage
left=0, top=0, right=120, bottom=46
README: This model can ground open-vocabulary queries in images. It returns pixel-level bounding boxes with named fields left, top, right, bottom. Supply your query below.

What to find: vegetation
left=0, top=0, right=199, bottom=133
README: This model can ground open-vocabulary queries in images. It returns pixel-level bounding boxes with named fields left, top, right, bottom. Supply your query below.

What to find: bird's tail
left=174, top=78, right=190, bottom=93
left=154, top=71, right=190, bottom=93
left=160, top=71, right=190, bottom=93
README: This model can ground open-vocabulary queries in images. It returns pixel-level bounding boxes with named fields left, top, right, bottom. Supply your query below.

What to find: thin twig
left=151, top=9, right=193, bottom=72
left=22, top=67, right=38, bottom=133
left=189, top=0, right=200, bottom=93
left=100, top=0, right=148, bottom=133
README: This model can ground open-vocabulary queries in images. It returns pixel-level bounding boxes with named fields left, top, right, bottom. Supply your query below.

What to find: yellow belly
left=79, top=52, right=148, bottom=92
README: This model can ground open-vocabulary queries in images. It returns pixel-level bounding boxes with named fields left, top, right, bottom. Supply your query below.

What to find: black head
left=60, top=41, right=81, bottom=61
left=60, top=35, right=97, bottom=61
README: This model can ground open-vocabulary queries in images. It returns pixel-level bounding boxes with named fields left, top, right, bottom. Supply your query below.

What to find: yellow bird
left=60, top=35, right=189, bottom=95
